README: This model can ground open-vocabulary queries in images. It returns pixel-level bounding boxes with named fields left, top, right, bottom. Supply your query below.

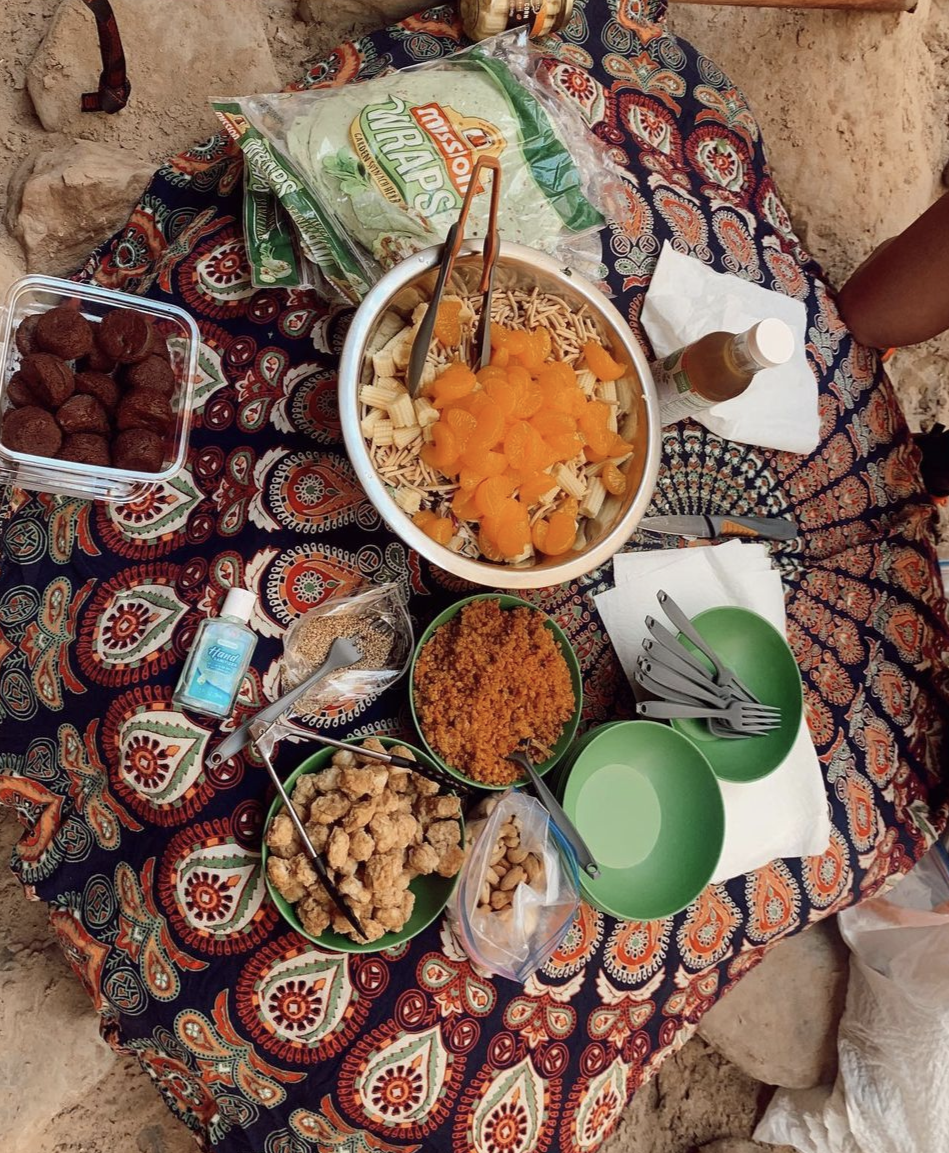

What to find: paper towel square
left=641, top=243, right=819, bottom=454
left=594, top=543, right=831, bottom=882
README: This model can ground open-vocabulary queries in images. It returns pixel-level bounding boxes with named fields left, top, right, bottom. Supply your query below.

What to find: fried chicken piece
left=417, top=795, right=463, bottom=823
left=267, top=856, right=308, bottom=902
left=342, top=797, right=379, bottom=832
left=326, top=827, right=350, bottom=871
left=400, top=889, right=416, bottom=922
left=291, top=774, right=322, bottom=809
left=288, top=853, right=319, bottom=891
left=395, top=794, right=414, bottom=815
left=411, top=771, right=440, bottom=797
left=426, top=819, right=462, bottom=853
left=435, top=844, right=466, bottom=879
left=387, top=766, right=412, bottom=793
left=407, top=842, right=439, bottom=876
left=310, top=764, right=341, bottom=793
left=339, top=763, right=387, bottom=799
left=364, top=851, right=404, bottom=894
left=375, top=904, right=407, bottom=932
left=298, top=897, right=331, bottom=937
left=337, top=875, right=371, bottom=904
left=302, top=822, right=329, bottom=853
left=309, top=792, right=351, bottom=825
left=359, top=737, right=388, bottom=758
left=337, top=857, right=359, bottom=877
left=375, top=788, right=401, bottom=814
left=349, top=828, right=375, bottom=862
left=330, top=749, right=357, bottom=768
left=266, top=811, right=302, bottom=859
left=370, top=811, right=418, bottom=854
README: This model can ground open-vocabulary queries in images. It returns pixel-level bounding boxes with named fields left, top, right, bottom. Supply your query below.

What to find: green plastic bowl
left=561, top=721, right=724, bottom=921
left=409, top=594, right=583, bottom=790
left=670, top=606, right=804, bottom=784
left=262, top=738, right=462, bottom=953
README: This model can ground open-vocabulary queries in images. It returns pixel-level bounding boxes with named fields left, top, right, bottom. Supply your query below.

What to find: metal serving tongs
left=250, top=712, right=368, bottom=941
left=301, top=729, right=478, bottom=797
left=407, top=155, right=503, bottom=398
left=506, top=744, right=600, bottom=879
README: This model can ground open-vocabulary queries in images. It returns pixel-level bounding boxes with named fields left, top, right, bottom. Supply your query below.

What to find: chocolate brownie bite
left=14, top=314, right=41, bottom=357
left=96, top=308, right=153, bottom=364
left=112, top=428, right=164, bottom=472
left=19, top=353, right=75, bottom=408
left=75, top=370, right=120, bottom=413
left=57, top=394, right=110, bottom=436
left=116, top=387, right=175, bottom=434
left=1, top=405, right=63, bottom=458
left=80, top=343, right=118, bottom=374
left=6, top=372, right=36, bottom=408
left=35, top=305, right=93, bottom=360
left=124, top=355, right=175, bottom=397
left=59, top=433, right=111, bottom=467
left=146, top=327, right=171, bottom=360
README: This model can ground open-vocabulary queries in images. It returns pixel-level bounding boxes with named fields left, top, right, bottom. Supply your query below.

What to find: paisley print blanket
left=1, top=3, right=948, bottom=1151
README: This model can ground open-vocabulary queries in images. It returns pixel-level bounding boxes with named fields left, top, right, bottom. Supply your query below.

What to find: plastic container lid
left=221, top=588, right=256, bottom=623
left=746, top=318, right=795, bottom=368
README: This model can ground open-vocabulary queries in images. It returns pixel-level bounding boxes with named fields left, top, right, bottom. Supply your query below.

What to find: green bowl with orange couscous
left=409, top=594, right=583, bottom=790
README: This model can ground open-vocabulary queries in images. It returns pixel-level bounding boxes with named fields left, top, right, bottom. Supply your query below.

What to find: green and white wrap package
left=212, top=33, right=611, bottom=303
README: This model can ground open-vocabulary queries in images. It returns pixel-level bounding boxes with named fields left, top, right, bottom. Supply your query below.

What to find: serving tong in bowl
left=407, top=154, right=502, bottom=397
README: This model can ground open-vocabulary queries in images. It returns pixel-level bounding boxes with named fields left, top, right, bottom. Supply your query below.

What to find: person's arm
left=837, top=193, right=949, bottom=349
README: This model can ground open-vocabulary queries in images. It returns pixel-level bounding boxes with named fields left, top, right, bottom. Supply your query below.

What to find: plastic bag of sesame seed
left=281, top=582, right=414, bottom=720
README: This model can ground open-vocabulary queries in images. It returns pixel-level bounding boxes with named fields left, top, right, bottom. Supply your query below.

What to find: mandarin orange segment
left=461, top=446, right=507, bottom=476
left=469, top=405, right=506, bottom=450
left=534, top=326, right=552, bottom=361
left=445, top=407, right=477, bottom=450
left=579, top=417, right=614, bottom=457
left=583, top=339, right=625, bottom=382
left=560, top=497, right=579, bottom=519
left=531, top=518, right=548, bottom=553
left=474, top=475, right=516, bottom=519
left=496, top=510, right=531, bottom=558
left=413, top=510, right=436, bottom=530
left=476, top=365, right=509, bottom=386
left=423, top=515, right=454, bottom=545
left=531, top=410, right=577, bottom=439
left=432, top=362, right=476, bottom=407
left=609, top=435, right=635, bottom=456
left=429, top=423, right=460, bottom=469
left=490, top=345, right=511, bottom=368
left=512, top=380, right=543, bottom=419
left=484, top=378, right=518, bottom=419
left=504, top=329, right=530, bottom=356
left=547, top=431, right=586, bottom=461
left=478, top=528, right=504, bottom=563
left=537, top=362, right=576, bottom=391
left=540, top=509, right=577, bottom=555
left=433, top=299, right=463, bottom=347
left=601, top=462, right=626, bottom=495
left=451, top=488, right=480, bottom=520
left=517, top=471, right=557, bottom=505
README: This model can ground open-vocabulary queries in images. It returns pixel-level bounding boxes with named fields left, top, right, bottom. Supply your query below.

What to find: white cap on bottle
left=221, top=587, right=256, bottom=623
left=746, top=318, right=795, bottom=368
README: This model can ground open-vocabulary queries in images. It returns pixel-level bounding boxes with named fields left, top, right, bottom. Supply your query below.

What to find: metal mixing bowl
left=339, top=241, right=661, bottom=589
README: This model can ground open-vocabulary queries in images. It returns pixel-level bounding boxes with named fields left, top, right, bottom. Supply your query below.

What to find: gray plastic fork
left=635, top=698, right=782, bottom=734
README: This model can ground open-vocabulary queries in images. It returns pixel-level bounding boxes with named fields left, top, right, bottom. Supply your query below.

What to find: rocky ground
left=1, top=1, right=947, bottom=1151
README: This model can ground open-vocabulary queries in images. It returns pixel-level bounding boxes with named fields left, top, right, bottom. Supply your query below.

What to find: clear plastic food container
left=0, top=275, right=200, bottom=503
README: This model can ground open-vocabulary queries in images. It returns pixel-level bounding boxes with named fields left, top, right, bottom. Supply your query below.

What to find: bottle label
left=175, top=624, right=255, bottom=717
left=652, top=346, right=718, bottom=426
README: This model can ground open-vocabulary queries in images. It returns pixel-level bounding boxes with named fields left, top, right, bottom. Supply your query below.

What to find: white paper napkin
left=593, top=542, right=831, bottom=883
left=641, top=243, right=819, bottom=454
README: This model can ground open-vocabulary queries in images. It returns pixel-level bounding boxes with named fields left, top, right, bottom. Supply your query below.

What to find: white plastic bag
left=449, top=789, right=579, bottom=984
left=755, top=843, right=949, bottom=1153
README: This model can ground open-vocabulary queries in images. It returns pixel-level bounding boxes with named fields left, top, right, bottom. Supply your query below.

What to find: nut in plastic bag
left=281, top=582, right=413, bottom=719
left=449, top=789, right=580, bottom=983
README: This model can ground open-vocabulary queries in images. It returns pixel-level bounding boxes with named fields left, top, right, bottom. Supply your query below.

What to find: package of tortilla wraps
left=211, top=31, right=614, bottom=299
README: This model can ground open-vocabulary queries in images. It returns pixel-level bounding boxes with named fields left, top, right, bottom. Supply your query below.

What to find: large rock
left=10, top=141, right=155, bottom=275
left=699, top=1141, right=795, bottom=1153
left=27, top=0, right=279, bottom=135
left=698, top=920, right=849, bottom=1090
left=297, top=0, right=419, bottom=27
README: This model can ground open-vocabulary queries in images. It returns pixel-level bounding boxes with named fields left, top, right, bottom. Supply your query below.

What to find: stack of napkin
left=594, top=541, right=831, bottom=883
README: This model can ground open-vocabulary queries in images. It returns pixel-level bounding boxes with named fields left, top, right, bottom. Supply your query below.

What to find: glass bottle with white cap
left=173, top=587, right=258, bottom=719
left=652, top=318, right=795, bottom=427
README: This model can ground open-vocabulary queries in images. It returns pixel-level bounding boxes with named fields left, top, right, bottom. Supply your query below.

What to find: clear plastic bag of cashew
left=449, top=789, right=579, bottom=984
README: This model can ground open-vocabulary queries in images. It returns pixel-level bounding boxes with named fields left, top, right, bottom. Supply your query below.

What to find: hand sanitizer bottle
left=173, top=588, right=258, bottom=719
